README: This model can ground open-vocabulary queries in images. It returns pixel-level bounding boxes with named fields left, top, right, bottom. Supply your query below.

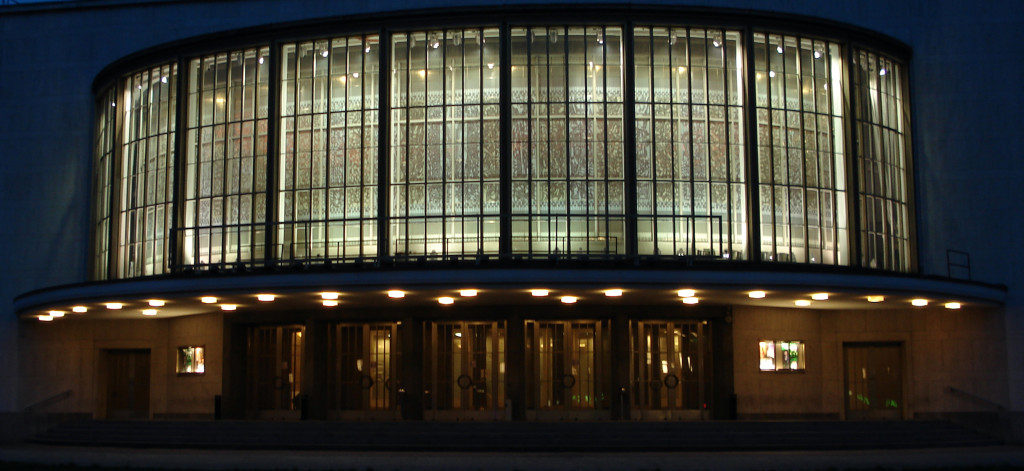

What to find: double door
left=327, top=323, right=401, bottom=419
left=525, top=320, right=610, bottom=420
left=630, top=320, right=710, bottom=420
left=247, top=325, right=304, bottom=419
left=424, top=321, right=507, bottom=420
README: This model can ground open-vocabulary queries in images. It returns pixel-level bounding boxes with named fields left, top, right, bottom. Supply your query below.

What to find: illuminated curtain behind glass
left=753, top=33, right=848, bottom=265
left=182, top=47, right=270, bottom=268
left=510, top=26, right=626, bottom=256
left=118, top=63, right=176, bottom=277
left=854, top=50, right=910, bottom=271
left=279, top=36, right=380, bottom=262
left=390, top=28, right=500, bottom=258
left=634, top=27, right=746, bottom=259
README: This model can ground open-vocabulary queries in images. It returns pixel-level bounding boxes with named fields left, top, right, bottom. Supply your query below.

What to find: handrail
left=946, top=386, right=1004, bottom=411
left=24, top=389, right=72, bottom=414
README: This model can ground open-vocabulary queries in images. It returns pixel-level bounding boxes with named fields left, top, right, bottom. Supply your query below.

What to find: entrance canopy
left=15, top=267, right=1006, bottom=321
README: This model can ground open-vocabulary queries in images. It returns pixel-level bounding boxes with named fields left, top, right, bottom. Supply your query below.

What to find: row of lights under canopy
left=36, top=288, right=963, bottom=321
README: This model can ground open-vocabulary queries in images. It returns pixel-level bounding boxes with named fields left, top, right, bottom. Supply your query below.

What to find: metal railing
left=23, top=389, right=72, bottom=414
left=171, top=215, right=731, bottom=271
left=947, top=249, right=971, bottom=280
left=946, top=386, right=1004, bottom=411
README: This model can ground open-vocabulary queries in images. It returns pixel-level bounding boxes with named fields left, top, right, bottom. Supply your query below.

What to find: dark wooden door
left=844, top=342, right=902, bottom=420
left=106, top=350, right=150, bottom=419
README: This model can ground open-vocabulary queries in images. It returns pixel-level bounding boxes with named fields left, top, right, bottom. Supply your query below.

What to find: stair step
left=29, top=420, right=1001, bottom=451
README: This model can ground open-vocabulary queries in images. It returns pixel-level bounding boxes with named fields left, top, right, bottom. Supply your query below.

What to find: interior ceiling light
left=866, top=295, right=885, bottom=303
left=795, top=300, right=812, bottom=307
left=531, top=289, right=549, bottom=297
left=911, top=298, right=928, bottom=307
left=438, top=297, right=455, bottom=305
left=220, top=304, right=237, bottom=311
left=388, top=290, right=405, bottom=299
left=320, top=292, right=340, bottom=300
left=459, top=289, right=478, bottom=297
left=105, top=303, right=123, bottom=310
left=678, top=289, right=696, bottom=298
left=322, top=300, right=339, bottom=307
left=811, top=293, right=829, bottom=301
left=39, top=315, right=54, bottom=322
left=944, top=302, right=962, bottom=310
left=72, top=306, right=88, bottom=313
left=748, top=291, right=766, bottom=299
left=48, top=310, right=65, bottom=318
left=682, top=297, right=699, bottom=305
left=148, top=300, right=165, bottom=307
left=200, top=296, right=217, bottom=304
left=257, top=294, right=276, bottom=302
left=561, top=296, right=578, bottom=304
left=142, top=309, right=158, bottom=316
left=604, top=289, right=623, bottom=297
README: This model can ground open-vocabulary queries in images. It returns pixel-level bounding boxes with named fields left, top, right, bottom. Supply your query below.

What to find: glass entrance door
left=247, top=325, right=304, bottom=419
left=526, top=320, right=610, bottom=420
left=630, top=320, right=710, bottom=420
left=844, top=342, right=903, bottom=420
left=425, top=321, right=506, bottom=420
left=328, top=323, right=400, bottom=419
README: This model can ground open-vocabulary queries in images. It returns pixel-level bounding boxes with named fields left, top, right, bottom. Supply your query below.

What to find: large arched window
left=854, top=50, right=910, bottom=271
left=91, top=88, right=117, bottom=280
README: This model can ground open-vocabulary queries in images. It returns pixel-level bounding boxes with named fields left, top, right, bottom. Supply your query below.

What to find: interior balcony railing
left=171, top=214, right=731, bottom=273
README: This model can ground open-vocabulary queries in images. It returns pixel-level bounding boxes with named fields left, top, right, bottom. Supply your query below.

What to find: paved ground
left=2, top=444, right=1024, bottom=470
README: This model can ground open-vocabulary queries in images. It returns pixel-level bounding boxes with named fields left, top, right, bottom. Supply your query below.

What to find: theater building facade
left=2, top=0, right=1019, bottom=433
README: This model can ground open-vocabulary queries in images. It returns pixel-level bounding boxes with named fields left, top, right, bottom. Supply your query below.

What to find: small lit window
left=759, top=340, right=805, bottom=371
left=177, top=346, right=205, bottom=375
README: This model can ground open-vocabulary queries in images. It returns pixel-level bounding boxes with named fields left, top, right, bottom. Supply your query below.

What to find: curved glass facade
left=91, top=15, right=912, bottom=280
